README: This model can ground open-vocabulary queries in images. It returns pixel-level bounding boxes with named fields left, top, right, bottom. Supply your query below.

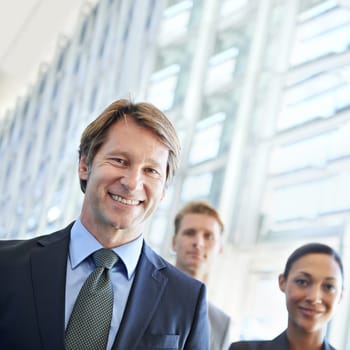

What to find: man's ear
left=172, top=235, right=177, bottom=251
left=78, top=156, right=89, bottom=180
left=218, top=237, right=224, bottom=254
left=278, top=274, right=286, bottom=293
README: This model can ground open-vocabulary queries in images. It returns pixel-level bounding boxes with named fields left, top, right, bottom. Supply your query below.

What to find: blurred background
left=1, top=0, right=350, bottom=347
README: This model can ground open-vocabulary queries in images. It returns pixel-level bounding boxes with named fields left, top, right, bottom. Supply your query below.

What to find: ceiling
left=0, top=0, right=97, bottom=118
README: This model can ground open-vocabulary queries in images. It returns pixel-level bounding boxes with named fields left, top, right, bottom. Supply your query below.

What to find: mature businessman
left=0, top=99, right=209, bottom=350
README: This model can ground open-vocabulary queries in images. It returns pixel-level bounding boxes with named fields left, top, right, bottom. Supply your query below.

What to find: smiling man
left=172, top=201, right=232, bottom=350
left=0, top=99, right=210, bottom=350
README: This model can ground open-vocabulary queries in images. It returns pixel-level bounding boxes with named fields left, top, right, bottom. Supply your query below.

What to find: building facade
left=1, top=0, right=349, bottom=347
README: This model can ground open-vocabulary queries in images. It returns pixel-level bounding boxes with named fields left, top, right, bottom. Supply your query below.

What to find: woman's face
left=279, top=253, right=343, bottom=334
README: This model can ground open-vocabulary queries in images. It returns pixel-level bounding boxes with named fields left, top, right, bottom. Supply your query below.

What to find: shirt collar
left=69, top=218, right=143, bottom=279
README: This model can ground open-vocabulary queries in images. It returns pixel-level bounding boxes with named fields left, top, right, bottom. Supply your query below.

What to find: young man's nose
left=193, top=234, right=205, bottom=247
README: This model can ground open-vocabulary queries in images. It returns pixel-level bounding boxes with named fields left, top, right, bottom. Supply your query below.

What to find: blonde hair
left=174, top=201, right=224, bottom=234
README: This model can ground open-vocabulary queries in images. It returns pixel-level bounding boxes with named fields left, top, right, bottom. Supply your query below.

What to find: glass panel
left=264, top=176, right=350, bottom=223
left=291, top=24, right=350, bottom=66
left=269, top=131, right=335, bottom=174
left=298, top=0, right=337, bottom=20
left=181, top=168, right=224, bottom=207
left=181, top=173, right=213, bottom=201
left=240, top=276, right=286, bottom=340
left=147, top=65, right=180, bottom=111
left=297, top=6, right=350, bottom=39
left=219, top=0, right=248, bottom=18
left=189, top=112, right=226, bottom=164
left=148, top=215, right=167, bottom=249
left=205, top=48, right=238, bottom=94
left=278, top=66, right=350, bottom=130
left=159, top=0, right=193, bottom=44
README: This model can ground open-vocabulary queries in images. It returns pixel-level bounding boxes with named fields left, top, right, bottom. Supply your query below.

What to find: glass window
left=298, top=0, right=337, bottom=20
left=291, top=4, right=350, bottom=67
left=278, top=67, right=350, bottom=130
left=181, top=173, right=213, bottom=201
left=181, top=168, right=224, bottom=207
left=158, top=0, right=193, bottom=44
left=47, top=206, right=61, bottom=223
left=27, top=201, right=41, bottom=234
left=269, top=131, right=335, bottom=174
left=148, top=215, right=167, bottom=249
left=205, top=48, right=238, bottom=94
left=147, top=65, right=180, bottom=111
left=290, top=24, right=350, bottom=66
left=219, top=0, right=248, bottom=18
left=189, top=112, right=226, bottom=164
left=264, top=175, right=350, bottom=223
left=240, top=275, right=286, bottom=340
left=211, top=24, right=251, bottom=85
left=329, top=122, right=350, bottom=159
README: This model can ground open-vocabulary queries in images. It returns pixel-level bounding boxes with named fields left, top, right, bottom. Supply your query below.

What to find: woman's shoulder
left=229, top=340, right=271, bottom=350
left=229, top=331, right=289, bottom=350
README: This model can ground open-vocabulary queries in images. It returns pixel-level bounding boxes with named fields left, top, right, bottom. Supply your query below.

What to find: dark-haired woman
left=229, top=243, right=344, bottom=350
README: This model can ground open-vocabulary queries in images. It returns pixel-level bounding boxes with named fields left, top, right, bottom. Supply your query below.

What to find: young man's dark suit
left=229, top=331, right=335, bottom=350
left=0, top=223, right=209, bottom=350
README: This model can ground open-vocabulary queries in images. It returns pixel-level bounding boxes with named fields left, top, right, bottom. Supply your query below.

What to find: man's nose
left=193, top=234, right=205, bottom=248
left=120, top=168, right=142, bottom=191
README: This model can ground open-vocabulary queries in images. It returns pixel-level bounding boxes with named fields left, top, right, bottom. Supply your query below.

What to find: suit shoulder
left=0, top=223, right=72, bottom=254
left=142, top=242, right=205, bottom=289
left=229, top=340, right=271, bottom=350
left=208, top=301, right=231, bottom=322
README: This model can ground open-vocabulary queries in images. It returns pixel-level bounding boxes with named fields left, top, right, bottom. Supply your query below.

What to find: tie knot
left=92, top=248, right=118, bottom=269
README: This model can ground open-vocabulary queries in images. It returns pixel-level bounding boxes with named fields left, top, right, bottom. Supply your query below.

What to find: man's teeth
left=111, top=194, right=139, bottom=205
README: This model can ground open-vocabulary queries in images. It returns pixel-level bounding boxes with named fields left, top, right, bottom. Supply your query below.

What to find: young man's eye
left=183, top=230, right=195, bottom=236
left=204, top=233, right=214, bottom=241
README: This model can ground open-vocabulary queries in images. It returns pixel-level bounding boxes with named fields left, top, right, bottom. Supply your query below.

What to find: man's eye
left=112, top=158, right=125, bottom=164
left=146, top=168, right=160, bottom=176
left=204, top=233, right=214, bottom=241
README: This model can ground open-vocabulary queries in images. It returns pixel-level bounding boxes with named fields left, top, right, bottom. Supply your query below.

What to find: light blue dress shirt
left=65, top=219, right=143, bottom=350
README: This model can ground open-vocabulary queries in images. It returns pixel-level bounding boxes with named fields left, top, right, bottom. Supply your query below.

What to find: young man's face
left=172, top=213, right=223, bottom=280
left=79, top=117, right=168, bottom=242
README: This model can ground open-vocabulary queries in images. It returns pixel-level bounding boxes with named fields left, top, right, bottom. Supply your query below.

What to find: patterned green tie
left=65, top=248, right=118, bottom=350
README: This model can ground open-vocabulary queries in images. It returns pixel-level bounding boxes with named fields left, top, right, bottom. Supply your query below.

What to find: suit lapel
left=271, top=331, right=290, bottom=349
left=272, top=331, right=335, bottom=350
left=112, top=244, right=168, bottom=350
left=31, top=225, right=71, bottom=350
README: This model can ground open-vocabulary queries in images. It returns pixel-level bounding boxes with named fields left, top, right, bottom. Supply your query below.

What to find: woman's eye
left=295, top=279, right=308, bottom=286
left=323, top=284, right=336, bottom=292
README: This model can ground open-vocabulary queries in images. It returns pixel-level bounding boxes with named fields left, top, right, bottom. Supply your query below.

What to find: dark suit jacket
left=229, top=331, right=335, bottom=350
left=0, top=223, right=209, bottom=350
